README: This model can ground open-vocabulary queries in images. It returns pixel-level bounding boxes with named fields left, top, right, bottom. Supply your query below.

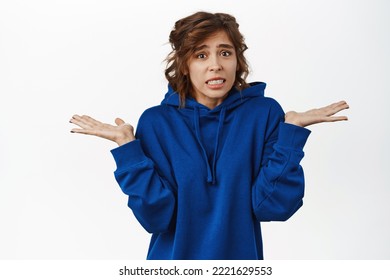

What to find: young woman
left=70, top=12, right=349, bottom=260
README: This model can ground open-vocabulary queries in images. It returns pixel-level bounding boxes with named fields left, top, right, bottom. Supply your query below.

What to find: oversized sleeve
left=252, top=102, right=311, bottom=222
left=111, top=112, right=176, bottom=234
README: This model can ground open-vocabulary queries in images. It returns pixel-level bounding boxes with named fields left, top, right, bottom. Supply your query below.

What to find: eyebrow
left=194, top=43, right=235, bottom=52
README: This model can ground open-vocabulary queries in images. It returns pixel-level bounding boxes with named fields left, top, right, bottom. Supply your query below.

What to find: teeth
left=207, top=79, right=224, bottom=85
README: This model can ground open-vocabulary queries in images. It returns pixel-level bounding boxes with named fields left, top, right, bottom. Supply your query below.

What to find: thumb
left=115, top=117, right=125, bottom=126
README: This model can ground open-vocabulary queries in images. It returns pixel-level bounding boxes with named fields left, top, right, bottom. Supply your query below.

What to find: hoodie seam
left=254, top=150, right=292, bottom=211
left=114, top=159, right=150, bottom=175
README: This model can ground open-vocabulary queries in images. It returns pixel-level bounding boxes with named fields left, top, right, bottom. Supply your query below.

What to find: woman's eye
left=221, top=51, right=231, bottom=57
left=196, top=53, right=206, bottom=59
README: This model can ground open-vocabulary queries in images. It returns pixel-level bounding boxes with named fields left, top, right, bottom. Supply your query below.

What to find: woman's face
left=187, top=31, right=237, bottom=109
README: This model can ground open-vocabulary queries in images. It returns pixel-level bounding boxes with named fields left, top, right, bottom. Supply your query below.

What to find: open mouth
left=206, top=79, right=225, bottom=85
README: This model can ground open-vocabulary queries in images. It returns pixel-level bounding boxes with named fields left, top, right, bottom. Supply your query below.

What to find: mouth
left=206, top=78, right=225, bottom=85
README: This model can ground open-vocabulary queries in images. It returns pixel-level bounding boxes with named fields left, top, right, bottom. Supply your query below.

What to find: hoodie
left=111, top=82, right=311, bottom=260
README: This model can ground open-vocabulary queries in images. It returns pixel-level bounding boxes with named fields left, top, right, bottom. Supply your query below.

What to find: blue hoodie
left=111, top=82, right=311, bottom=260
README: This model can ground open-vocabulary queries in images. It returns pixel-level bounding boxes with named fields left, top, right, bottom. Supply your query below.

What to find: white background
left=0, top=0, right=389, bottom=260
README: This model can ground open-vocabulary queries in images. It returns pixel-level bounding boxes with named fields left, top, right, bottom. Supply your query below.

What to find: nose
left=208, top=55, right=222, bottom=72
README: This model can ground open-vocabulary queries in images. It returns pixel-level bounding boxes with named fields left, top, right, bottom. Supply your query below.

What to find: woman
left=70, top=12, right=349, bottom=259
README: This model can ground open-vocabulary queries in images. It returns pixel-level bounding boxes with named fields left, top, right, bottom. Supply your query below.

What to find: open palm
left=285, top=101, right=349, bottom=127
left=70, top=115, right=135, bottom=146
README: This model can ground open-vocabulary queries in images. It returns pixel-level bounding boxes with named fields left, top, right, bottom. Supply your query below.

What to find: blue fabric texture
left=111, top=82, right=311, bottom=259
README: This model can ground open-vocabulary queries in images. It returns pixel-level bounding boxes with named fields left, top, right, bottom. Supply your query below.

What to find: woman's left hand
left=285, top=100, right=349, bottom=127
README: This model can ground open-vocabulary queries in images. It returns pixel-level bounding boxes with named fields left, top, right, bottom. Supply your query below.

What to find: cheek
left=229, top=63, right=238, bottom=78
left=189, top=72, right=202, bottom=88
left=234, top=61, right=239, bottom=71
left=188, top=64, right=202, bottom=79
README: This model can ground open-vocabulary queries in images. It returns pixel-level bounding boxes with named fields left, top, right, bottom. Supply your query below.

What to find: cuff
left=277, top=122, right=311, bottom=150
left=110, top=140, right=147, bottom=172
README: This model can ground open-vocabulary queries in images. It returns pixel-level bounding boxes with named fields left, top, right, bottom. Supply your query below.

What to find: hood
left=161, top=82, right=266, bottom=112
left=161, top=82, right=266, bottom=185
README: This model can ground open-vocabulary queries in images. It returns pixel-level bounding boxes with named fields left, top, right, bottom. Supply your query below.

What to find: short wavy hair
left=165, top=12, right=250, bottom=107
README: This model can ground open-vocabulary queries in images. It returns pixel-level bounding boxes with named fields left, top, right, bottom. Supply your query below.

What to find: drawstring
left=193, top=107, right=212, bottom=182
left=211, top=107, right=226, bottom=184
left=193, top=107, right=226, bottom=184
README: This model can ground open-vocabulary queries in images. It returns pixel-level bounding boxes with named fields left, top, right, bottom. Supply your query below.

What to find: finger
left=325, top=116, right=349, bottom=122
left=325, top=101, right=349, bottom=116
left=115, top=118, right=125, bottom=126
left=70, top=114, right=88, bottom=122
left=115, top=118, right=134, bottom=131
left=70, top=128, right=98, bottom=135
left=70, top=127, right=114, bottom=140
left=80, top=115, right=103, bottom=127
left=69, top=114, right=81, bottom=124
left=70, top=114, right=90, bottom=126
left=73, top=115, right=103, bottom=128
left=70, top=115, right=107, bottom=131
left=70, top=115, right=93, bottom=129
left=331, top=101, right=349, bottom=110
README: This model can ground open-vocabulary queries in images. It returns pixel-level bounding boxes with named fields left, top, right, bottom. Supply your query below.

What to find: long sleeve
left=252, top=120, right=311, bottom=222
left=111, top=140, right=176, bottom=233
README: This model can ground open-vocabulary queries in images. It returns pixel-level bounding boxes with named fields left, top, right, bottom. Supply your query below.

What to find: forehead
left=195, top=31, right=234, bottom=48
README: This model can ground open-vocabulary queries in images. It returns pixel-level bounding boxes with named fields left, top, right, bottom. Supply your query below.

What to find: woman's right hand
left=70, top=115, right=136, bottom=146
